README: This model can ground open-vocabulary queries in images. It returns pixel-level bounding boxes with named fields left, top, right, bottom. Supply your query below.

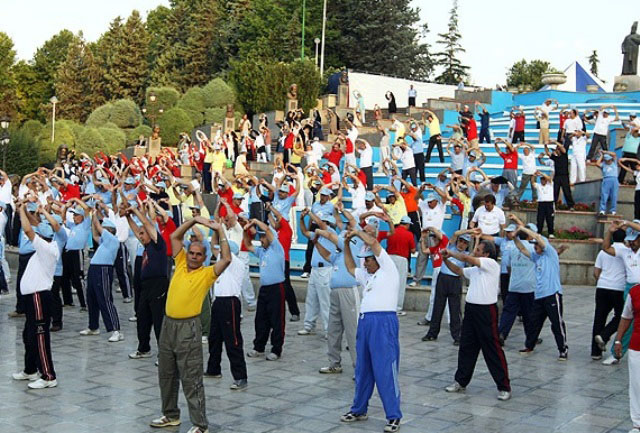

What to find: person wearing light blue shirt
left=513, top=224, right=568, bottom=360
left=62, top=203, right=91, bottom=309
left=272, top=186, right=297, bottom=221
left=597, top=152, right=619, bottom=215
left=313, top=210, right=363, bottom=372
left=407, top=122, right=426, bottom=184
left=299, top=210, right=337, bottom=336
left=244, top=219, right=286, bottom=360
left=423, top=230, right=471, bottom=344
left=80, top=216, right=122, bottom=341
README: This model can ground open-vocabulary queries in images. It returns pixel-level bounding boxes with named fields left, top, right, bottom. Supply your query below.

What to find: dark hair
left=613, top=228, right=626, bottom=243
left=479, top=240, right=497, bottom=260
left=483, top=194, right=496, bottom=205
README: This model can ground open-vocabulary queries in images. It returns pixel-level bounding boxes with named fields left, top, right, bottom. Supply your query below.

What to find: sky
left=2, top=0, right=638, bottom=91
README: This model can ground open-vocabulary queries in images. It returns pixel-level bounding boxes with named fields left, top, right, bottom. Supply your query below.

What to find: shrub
left=98, top=127, right=127, bottom=155
left=6, top=130, right=40, bottom=176
left=85, top=103, right=114, bottom=128
left=204, top=107, right=226, bottom=125
left=19, top=120, right=44, bottom=141
left=103, top=122, right=121, bottom=130
left=183, top=109, right=204, bottom=127
left=145, top=86, right=180, bottom=115
left=37, top=121, right=77, bottom=165
left=76, top=127, right=106, bottom=156
left=57, top=119, right=84, bottom=142
left=202, top=78, right=236, bottom=108
left=109, top=99, right=143, bottom=128
left=157, top=107, right=194, bottom=146
left=125, top=124, right=153, bottom=143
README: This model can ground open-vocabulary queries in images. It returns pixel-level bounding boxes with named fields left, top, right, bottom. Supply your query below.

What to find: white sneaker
left=408, top=281, right=417, bottom=287
left=115, top=287, right=122, bottom=293
left=497, top=390, right=511, bottom=401
left=266, top=353, right=280, bottom=361
left=602, top=355, right=620, bottom=365
left=129, top=351, right=152, bottom=359
left=12, top=371, right=39, bottom=381
left=396, top=311, right=407, bottom=316
left=128, top=316, right=137, bottom=322
left=297, top=328, right=315, bottom=335
left=186, top=426, right=209, bottom=433
left=445, top=382, right=465, bottom=393
left=594, top=335, right=606, bottom=351
left=123, top=297, right=133, bottom=303
left=28, top=378, right=57, bottom=389
left=628, top=427, right=640, bottom=433
left=202, top=336, right=208, bottom=344
left=108, top=331, right=124, bottom=342
left=79, top=328, right=100, bottom=336
left=246, top=350, right=264, bottom=358
left=300, top=272, right=310, bottom=278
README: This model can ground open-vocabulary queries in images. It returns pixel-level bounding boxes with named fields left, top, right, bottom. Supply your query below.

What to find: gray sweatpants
left=158, top=316, right=208, bottom=429
left=413, top=248, right=429, bottom=284
left=390, top=255, right=408, bottom=311
left=327, top=287, right=360, bottom=367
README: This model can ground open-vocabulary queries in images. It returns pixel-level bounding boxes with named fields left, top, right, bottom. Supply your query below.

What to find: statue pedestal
left=224, top=118, right=235, bottom=133
left=337, top=84, right=349, bottom=108
left=613, top=75, right=640, bottom=92
left=148, top=138, right=161, bottom=158
left=287, top=99, right=298, bottom=113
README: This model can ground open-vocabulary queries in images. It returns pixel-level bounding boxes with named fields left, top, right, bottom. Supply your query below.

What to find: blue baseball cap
left=35, top=222, right=54, bottom=239
left=400, top=215, right=412, bottom=225
left=426, top=193, right=439, bottom=202
left=70, top=207, right=85, bottom=216
left=357, top=249, right=375, bottom=259
left=189, top=205, right=202, bottom=210
left=52, top=214, right=63, bottom=224
left=459, top=233, right=472, bottom=242
left=26, top=202, right=38, bottom=212
left=320, top=188, right=332, bottom=196
left=155, top=181, right=167, bottom=189
left=102, top=219, right=116, bottom=229
left=233, top=192, right=244, bottom=200
left=321, top=214, right=336, bottom=225
left=603, top=154, right=613, bottom=161
left=124, top=177, right=136, bottom=185
left=504, top=224, right=517, bottom=232
left=214, top=240, right=239, bottom=255
left=365, top=191, right=375, bottom=201
left=238, top=212, right=249, bottom=220
left=626, top=227, right=640, bottom=241
left=526, top=223, right=538, bottom=233
left=470, top=172, right=484, bottom=183
left=278, top=185, right=290, bottom=193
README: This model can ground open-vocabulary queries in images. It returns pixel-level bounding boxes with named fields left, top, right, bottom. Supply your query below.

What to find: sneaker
left=300, top=272, right=310, bottom=278
left=558, top=349, right=568, bottom=361
left=594, top=335, right=606, bottom=351
left=246, top=350, right=265, bottom=358
left=549, top=234, right=555, bottom=239
left=497, top=390, right=512, bottom=401
left=116, top=287, right=122, bottom=293
left=445, top=382, right=465, bottom=393
left=289, top=315, right=300, bottom=322
left=416, top=319, right=430, bottom=326
left=408, top=281, right=417, bottom=287
left=246, top=305, right=257, bottom=312
left=80, top=307, right=87, bottom=312
left=230, top=379, right=248, bottom=390
left=602, top=355, right=620, bottom=365
left=340, top=412, right=368, bottom=422
left=128, top=316, right=137, bottom=322
left=266, top=353, right=279, bottom=361
left=203, top=372, right=222, bottom=378
left=7, top=311, right=25, bottom=318
left=611, top=211, right=617, bottom=215
left=50, top=325, right=62, bottom=332
left=79, top=328, right=100, bottom=336
left=384, top=419, right=401, bottom=432
left=598, top=211, right=605, bottom=216
left=123, top=297, right=133, bottom=303
left=129, top=351, right=152, bottom=359
left=592, top=355, right=603, bottom=360
left=186, top=427, right=208, bottom=433
left=319, top=365, right=343, bottom=374
left=396, top=311, right=407, bottom=316
left=12, top=371, right=39, bottom=381
left=421, top=335, right=437, bottom=342
left=453, top=340, right=460, bottom=346
left=297, top=328, right=315, bottom=335
left=628, top=427, right=640, bottom=433
left=149, top=415, right=181, bottom=428
left=27, top=378, right=58, bottom=389
left=108, top=330, right=124, bottom=342
left=202, top=336, right=208, bottom=344
left=519, top=348, right=534, bottom=356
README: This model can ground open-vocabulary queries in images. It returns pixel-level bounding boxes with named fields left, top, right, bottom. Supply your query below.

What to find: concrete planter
left=541, top=73, right=567, bottom=90
left=510, top=208, right=599, bottom=235
left=549, top=238, right=601, bottom=261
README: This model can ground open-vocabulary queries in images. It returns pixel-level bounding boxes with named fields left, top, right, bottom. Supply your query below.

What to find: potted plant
left=541, top=67, right=567, bottom=90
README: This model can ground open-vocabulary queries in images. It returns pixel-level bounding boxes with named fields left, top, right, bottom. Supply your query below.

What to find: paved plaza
left=0, top=284, right=633, bottom=433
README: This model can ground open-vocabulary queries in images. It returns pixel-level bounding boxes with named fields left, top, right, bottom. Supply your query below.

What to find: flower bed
left=546, top=226, right=594, bottom=240
left=516, top=201, right=596, bottom=212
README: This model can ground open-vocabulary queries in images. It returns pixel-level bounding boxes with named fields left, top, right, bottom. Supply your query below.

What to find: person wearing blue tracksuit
left=339, top=229, right=401, bottom=433
left=590, top=152, right=619, bottom=215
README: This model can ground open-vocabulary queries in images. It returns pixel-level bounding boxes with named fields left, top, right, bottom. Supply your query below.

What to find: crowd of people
left=4, top=96, right=640, bottom=433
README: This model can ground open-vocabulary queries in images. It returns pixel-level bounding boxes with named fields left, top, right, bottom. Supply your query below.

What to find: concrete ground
left=0, top=282, right=633, bottom=433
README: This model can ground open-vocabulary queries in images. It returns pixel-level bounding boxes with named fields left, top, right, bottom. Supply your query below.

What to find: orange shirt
left=401, top=186, right=418, bottom=213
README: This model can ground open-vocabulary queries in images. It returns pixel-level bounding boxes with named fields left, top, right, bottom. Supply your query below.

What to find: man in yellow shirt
left=149, top=216, right=231, bottom=433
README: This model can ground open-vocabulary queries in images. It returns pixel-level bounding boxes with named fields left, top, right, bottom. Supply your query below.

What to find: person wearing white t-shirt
left=591, top=229, right=627, bottom=360
left=0, top=169, right=13, bottom=244
left=533, top=171, right=555, bottom=237
left=569, top=130, right=588, bottom=185
left=411, top=188, right=447, bottom=288
left=12, top=204, right=60, bottom=389
left=340, top=230, right=402, bottom=433
left=515, top=143, right=538, bottom=202
left=443, top=239, right=511, bottom=401
left=395, top=140, right=416, bottom=186
left=587, top=106, right=619, bottom=161
left=345, top=120, right=359, bottom=166
left=356, top=139, right=373, bottom=190
left=343, top=173, right=366, bottom=210
left=470, top=195, right=506, bottom=235
left=562, top=109, right=583, bottom=150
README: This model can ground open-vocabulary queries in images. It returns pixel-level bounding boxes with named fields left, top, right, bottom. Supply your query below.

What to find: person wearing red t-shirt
left=266, top=204, right=300, bottom=320
left=494, top=138, right=519, bottom=188
left=219, top=193, right=244, bottom=219
left=512, top=109, right=526, bottom=143
left=377, top=215, right=416, bottom=315
left=323, top=143, right=344, bottom=168
left=154, top=203, right=177, bottom=276
left=462, top=116, right=479, bottom=147
left=417, top=228, right=450, bottom=327
left=557, top=109, right=569, bottom=141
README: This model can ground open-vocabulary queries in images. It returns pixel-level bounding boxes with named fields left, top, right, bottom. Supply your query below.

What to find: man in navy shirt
left=475, top=101, right=491, bottom=143
left=243, top=219, right=286, bottom=360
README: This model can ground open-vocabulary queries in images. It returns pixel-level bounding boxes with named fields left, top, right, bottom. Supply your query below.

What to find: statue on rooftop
left=622, top=21, right=640, bottom=75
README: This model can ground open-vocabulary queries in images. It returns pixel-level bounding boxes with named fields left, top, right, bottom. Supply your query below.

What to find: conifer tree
left=434, top=0, right=470, bottom=84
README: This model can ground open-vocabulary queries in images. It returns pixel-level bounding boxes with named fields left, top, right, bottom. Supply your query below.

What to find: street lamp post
left=314, top=38, right=321, bottom=67
left=0, top=115, right=11, bottom=172
left=301, top=0, right=306, bottom=59
left=143, top=92, right=163, bottom=127
left=50, top=96, right=58, bottom=144
left=320, top=0, right=327, bottom=75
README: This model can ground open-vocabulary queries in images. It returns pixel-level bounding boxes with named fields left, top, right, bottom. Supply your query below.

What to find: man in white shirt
left=356, top=139, right=373, bottom=190
left=345, top=120, right=359, bottom=166
left=396, top=140, right=416, bottom=186
left=103, top=202, right=133, bottom=303
left=0, top=169, right=13, bottom=244
left=470, top=195, right=506, bottom=235
left=533, top=171, right=555, bottom=237
left=204, top=241, right=248, bottom=390
left=570, top=130, right=588, bottom=184
left=562, top=109, right=583, bottom=150
left=11, top=203, right=60, bottom=389
left=592, top=228, right=627, bottom=360
left=515, top=143, right=538, bottom=202
left=410, top=190, right=447, bottom=288
left=340, top=230, right=402, bottom=433
left=408, top=85, right=417, bottom=107
left=587, top=105, right=619, bottom=161
left=442, top=239, right=511, bottom=401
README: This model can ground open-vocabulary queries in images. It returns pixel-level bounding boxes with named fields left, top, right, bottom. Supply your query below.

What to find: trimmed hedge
left=85, top=103, right=114, bottom=128
left=145, top=86, right=180, bottom=114
left=37, top=121, right=77, bottom=165
left=6, top=130, right=40, bottom=176
left=202, top=78, right=235, bottom=108
left=76, top=127, right=106, bottom=156
left=157, top=107, right=194, bottom=146
left=19, top=120, right=44, bottom=141
left=98, top=127, right=127, bottom=155
left=109, top=99, right=143, bottom=128
left=125, top=124, right=153, bottom=143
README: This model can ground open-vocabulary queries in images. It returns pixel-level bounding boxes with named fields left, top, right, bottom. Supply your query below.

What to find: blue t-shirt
left=254, top=232, right=285, bottom=286
left=66, top=218, right=91, bottom=250
left=53, top=228, right=69, bottom=277
left=310, top=228, right=337, bottom=268
left=18, top=229, right=35, bottom=255
left=273, top=195, right=296, bottom=221
left=249, top=186, right=260, bottom=204
left=330, top=234, right=363, bottom=289
left=530, top=239, right=562, bottom=299
left=494, top=187, right=510, bottom=209
left=311, top=201, right=334, bottom=219
left=141, top=232, right=168, bottom=280
left=90, top=229, right=120, bottom=265
left=478, top=112, right=490, bottom=130
left=602, top=161, right=618, bottom=178
left=462, top=158, right=482, bottom=176
left=493, top=236, right=513, bottom=274
left=440, top=243, right=468, bottom=276
left=504, top=242, right=535, bottom=293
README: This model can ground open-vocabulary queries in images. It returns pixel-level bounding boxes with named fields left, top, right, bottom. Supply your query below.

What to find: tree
left=506, top=59, right=551, bottom=91
left=0, top=32, right=17, bottom=117
left=434, top=0, right=469, bottom=84
left=181, top=0, right=222, bottom=88
left=12, top=60, right=39, bottom=121
left=55, top=34, right=105, bottom=122
left=588, top=50, right=604, bottom=82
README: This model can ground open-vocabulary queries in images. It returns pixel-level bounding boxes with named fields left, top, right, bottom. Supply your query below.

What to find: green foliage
left=125, top=124, right=152, bottom=143
left=85, top=103, right=114, bottom=127
left=5, top=130, right=40, bottom=176
left=202, top=78, right=235, bottom=108
left=144, top=86, right=180, bottom=121
left=102, top=122, right=121, bottom=130
left=37, top=121, right=77, bottom=165
left=157, top=107, right=194, bottom=145
left=0, top=32, right=17, bottom=117
left=203, top=107, right=242, bottom=125
left=13, top=60, right=41, bottom=122
left=97, top=126, right=127, bottom=154
left=19, top=119, right=44, bottom=140
left=506, top=59, right=552, bottom=90
left=76, top=127, right=106, bottom=156
left=56, top=119, right=84, bottom=142
left=434, top=0, right=469, bottom=84
left=109, top=99, right=143, bottom=128
left=588, top=50, right=602, bottom=81
left=177, top=87, right=206, bottom=112
left=229, top=58, right=321, bottom=114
